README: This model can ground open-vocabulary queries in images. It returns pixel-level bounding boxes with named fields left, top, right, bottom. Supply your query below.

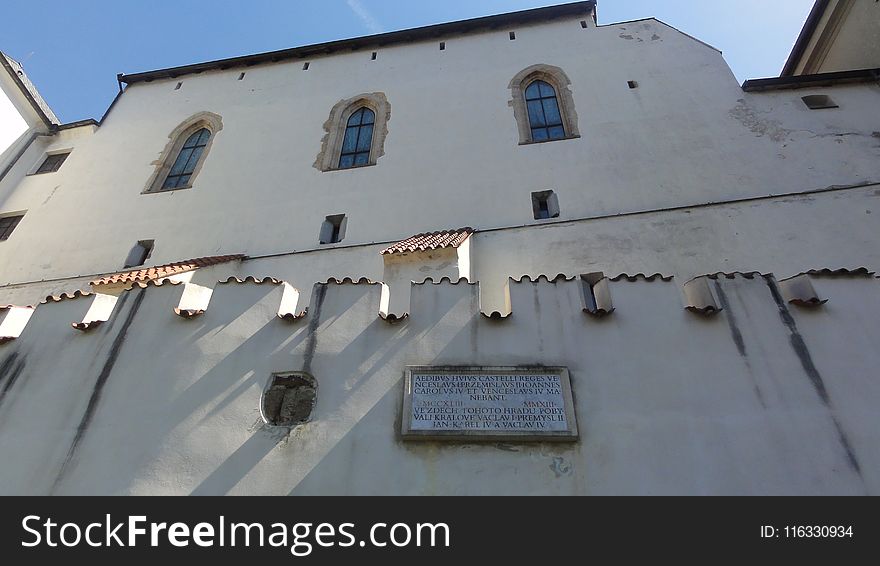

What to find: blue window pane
left=538, top=81, right=556, bottom=98
left=169, top=148, right=194, bottom=176
left=342, top=127, right=359, bottom=153
left=548, top=126, right=566, bottom=139
left=542, top=98, right=562, bottom=126
left=182, top=129, right=205, bottom=149
left=195, top=128, right=211, bottom=146
left=347, top=109, right=364, bottom=127
left=531, top=127, right=549, bottom=141
left=525, top=82, right=542, bottom=100
left=356, top=124, right=373, bottom=152
left=339, top=107, right=374, bottom=168
left=183, top=145, right=205, bottom=173
left=527, top=99, right=546, bottom=127
left=161, top=128, right=211, bottom=190
left=181, top=132, right=199, bottom=149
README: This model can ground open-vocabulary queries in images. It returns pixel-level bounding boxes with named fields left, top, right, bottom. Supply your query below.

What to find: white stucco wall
left=0, top=9, right=879, bottom=495
left=0, top=271, right=877, bottom=495
left=0, top=16, right=878, bottom=299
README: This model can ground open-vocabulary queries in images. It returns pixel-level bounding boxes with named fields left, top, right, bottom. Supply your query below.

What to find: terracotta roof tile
left=91, top=254, right=244, bottom=286
left=380, top=228, right=473, bottom=255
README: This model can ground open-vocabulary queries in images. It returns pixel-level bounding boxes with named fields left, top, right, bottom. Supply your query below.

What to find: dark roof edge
left=781, top=0, right=830, bottom=77
left=119, top=1, right=596, bottom=85
left=56, top=118, right=99, bottom=131
left=0, top=52, right=57, bottom=129
left=742, top=67, right=880, bottom=92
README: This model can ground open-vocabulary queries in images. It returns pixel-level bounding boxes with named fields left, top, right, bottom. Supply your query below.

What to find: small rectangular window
left=628, top=80, right=639, bottom=89
left=174, top=82, right=182, bottom=90
left=371, top=52, right=377, bottom=60
left=237, top=72, right=246, bottom=80
left=439, top=42, right=446, bottom=51
left=509, top=31, right=516, bottom=40
left=124, top=240, right=154, bottom=268
left=0, top=214, right=24, bottom=241
left=531, top=190, right=560, bottom=220
left=35, top=152, right=70, bottom=174
left=319, top=214, right=347, bottom=244
left=580, top=20, right=588, bottom=29
left=303, top=62, right=310, bottom=70
left=802, top=94, right=838, bottom=110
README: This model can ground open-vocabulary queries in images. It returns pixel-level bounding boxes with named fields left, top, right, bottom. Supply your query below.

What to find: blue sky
left=3, top=0, right=815, bottom=123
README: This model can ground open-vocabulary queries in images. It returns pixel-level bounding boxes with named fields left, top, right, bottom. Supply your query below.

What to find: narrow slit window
left=303, top=62, right=310, bottom=70
left=319, top=214, right=347, bottom=244
left=124, top=240, right=154, bottom=268
left=174, top=82, right=182, bottom=90
left=35, top=152, right=70, bottom=174
left=531, top=190, right=559, bottom=220
left=509, top=31, right=516, bottom=40
left=525, top=80, right=566, bottom=141
left=802, top=94, right=838, bottom=109
left=439, top=42, right=446, bottom=51
left=0, top=215, right=24, bottom=241
left=338, top=108, right=374, bottom=169
left=162, top=128, right=211, bottom=189
left=237, top=72, right=246, bottom=80
left=580, top=20, right=588, bottom=28
left=371, top=52, right=377, bottom=60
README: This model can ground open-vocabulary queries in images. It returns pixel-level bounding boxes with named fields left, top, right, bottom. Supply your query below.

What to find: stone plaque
left=401, top=366, right=578, bottom=441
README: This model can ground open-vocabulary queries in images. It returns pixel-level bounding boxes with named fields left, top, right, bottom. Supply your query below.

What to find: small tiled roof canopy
left=91, top=254, right=245, bottom=286
left=380, top=227, right=473, bottom=255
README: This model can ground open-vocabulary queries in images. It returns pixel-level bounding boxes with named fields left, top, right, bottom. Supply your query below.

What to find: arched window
left=508, top=65, right=579, bottom=145
left=338, top=108, right=375, bottom=169
left=162, top=128, right=211, bottom=189
left=524, top=80, right=565, bottom=141
left=143, top=111, right=223, bottom=194
left=314, top=93, right=390, bottom=172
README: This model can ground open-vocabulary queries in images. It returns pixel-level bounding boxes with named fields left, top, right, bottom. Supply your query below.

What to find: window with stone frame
left=314, top=93, right=391, bottom=172
left=508, top=65, right=580, bottom=145
left=143, top=112, right=222, bottom=193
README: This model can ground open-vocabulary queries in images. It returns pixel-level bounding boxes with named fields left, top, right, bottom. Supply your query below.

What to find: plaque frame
left=401, top=366, right=578, bottom=441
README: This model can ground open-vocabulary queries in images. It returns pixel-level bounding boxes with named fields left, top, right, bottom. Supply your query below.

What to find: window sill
left=519, top=134, right=580, bottom=146
left=141, top=184, right=195, bottom=195
left=323, top=162, right=377, bottom=173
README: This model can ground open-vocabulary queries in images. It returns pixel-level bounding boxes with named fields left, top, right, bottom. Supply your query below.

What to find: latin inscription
left=409, top=372, right=569, bottom=432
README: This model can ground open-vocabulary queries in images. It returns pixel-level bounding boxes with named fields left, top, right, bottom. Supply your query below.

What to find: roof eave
left=742, top=67, right=880, bottom=92
left=0, top=52, right=57, bottom=129
left=118, top=1, right=596, bottom=85
left=781, top=0, right=831, bottom=77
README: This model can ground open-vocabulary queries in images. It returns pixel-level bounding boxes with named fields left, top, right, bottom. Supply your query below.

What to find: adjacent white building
left=0, top=1, right=878, bottom=495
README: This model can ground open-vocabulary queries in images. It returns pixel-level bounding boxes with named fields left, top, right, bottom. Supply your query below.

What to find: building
left=0, top=1, right=878, bottom=495
left=0, top=52, right=60, bottom=188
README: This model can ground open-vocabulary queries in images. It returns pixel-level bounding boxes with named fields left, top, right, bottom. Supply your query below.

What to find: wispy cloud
left=347, top=0, right=384, bottom=34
